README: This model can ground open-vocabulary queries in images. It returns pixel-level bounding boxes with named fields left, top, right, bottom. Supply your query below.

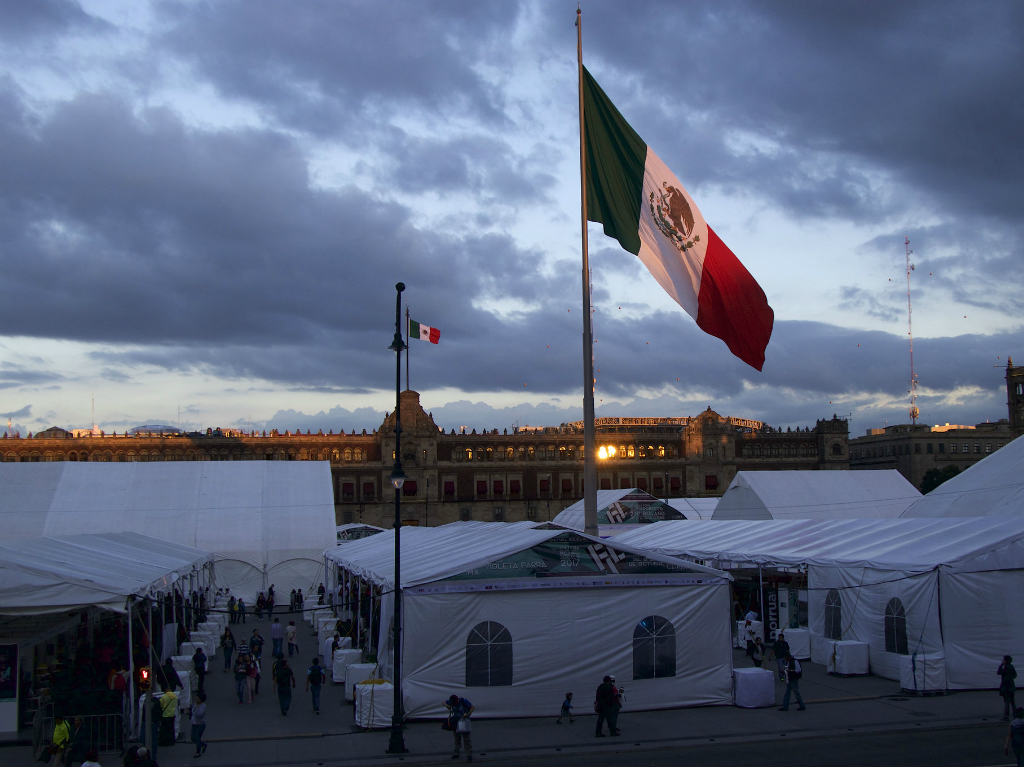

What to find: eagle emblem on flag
left=650, top=182, right=701, bottom=252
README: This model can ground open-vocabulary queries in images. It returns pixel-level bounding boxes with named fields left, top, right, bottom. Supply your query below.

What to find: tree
left=920, top=465, right=961, bottom=494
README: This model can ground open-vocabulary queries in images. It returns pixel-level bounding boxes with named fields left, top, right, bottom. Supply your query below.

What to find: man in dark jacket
left=594, top=675, right=621, bottom=737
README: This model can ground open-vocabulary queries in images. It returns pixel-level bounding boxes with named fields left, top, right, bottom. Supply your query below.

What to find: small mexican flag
left=409, top=318, right=440, bottom=344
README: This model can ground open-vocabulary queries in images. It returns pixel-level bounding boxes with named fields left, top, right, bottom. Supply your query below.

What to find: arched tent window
left=884, top=598, right=908, bottom=654
left=824, top=589, right=842, bottom=640
left=466, top=621, right=512, bottom=687
left=633, top=615, right=676, bottom=679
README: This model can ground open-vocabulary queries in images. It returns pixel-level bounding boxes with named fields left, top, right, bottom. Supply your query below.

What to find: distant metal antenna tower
left=905, top=237, right=919, bottom=424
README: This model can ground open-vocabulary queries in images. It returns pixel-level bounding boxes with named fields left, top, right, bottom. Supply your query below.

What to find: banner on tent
left=445, top=538, right=698, bottom=581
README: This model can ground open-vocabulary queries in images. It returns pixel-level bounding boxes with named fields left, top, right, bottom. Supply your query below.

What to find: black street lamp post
left=387, top=282, right=408, bottom=754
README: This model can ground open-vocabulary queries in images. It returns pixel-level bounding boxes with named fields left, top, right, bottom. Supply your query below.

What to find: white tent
left=713, top=470, right=921, bottom=520
left=0, top=461, right=336, bottom=598
left=617, top=517, right=1024, bottom=688
left=900, top=434, right=1024, bottom=517
left=667, top=498, right=719, bottom=520
left=336, top=523, right=385, bottom=542
left=552, top=488, right=690, bottom=536
left=325, top=521, right=733, bottom=718
left=0, top=531, right=213, bottom=616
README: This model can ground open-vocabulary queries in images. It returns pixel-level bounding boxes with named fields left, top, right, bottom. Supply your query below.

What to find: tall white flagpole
left=577, top=7, right=598, bottom=536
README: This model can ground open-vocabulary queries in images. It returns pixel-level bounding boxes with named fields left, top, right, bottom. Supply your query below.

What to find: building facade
left=3, top=391, right=849, bottom=527
left=849, top=359, right=1022, bottom=489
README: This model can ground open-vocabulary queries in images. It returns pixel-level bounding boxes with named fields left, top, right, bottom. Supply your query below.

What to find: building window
left=653, top=477, right=663, bottom=492
left=509, top=479, right=521, bottom=496
left=464, top=448, right=473, bottom=461
left=986, top=444, right=992, bottom=453
left=670, top=476, right=681, bottom=492
left=950, top=443, right=957, bottom=454
left=658, top=445, right=666, bottom=458
left=705, top=474, right=718, bottom=491
left=914, top=443, right=921, bottom=454
left=402, top=480, right=417, bottom=496
left=466, top=621, right=512, bottom=687
left=974, top=443, right=981, bottom=454
left=493, top=507, right=504, bottom=521
left=938, top=443, right=944, bottom=453
left=884, top=598, right=908, bottom=655
left=600, top=478, right=611, bottom=490
left=539, top=478, right=550, bottom=493
left=927, top=443, right=933, bottom=454
left=493, top=479, right=504, bottom=496
left=476, top=480, right=488, bottom=497
left=633, top=615, right=676, bottom=679
left=341, top=481, right=354, bottom=501
left=637, top=477, right=648, bottom=491
left=560, top=477, right=573, bottom=494
left=362, top=481, right=375, bottom=501
left=443, top=480, right=455, bottom=497
left=620, top=477, right=631, bottom=489
left=824, top=589, right=842, bottom=640
left=506, top=447, right=514, bottom=460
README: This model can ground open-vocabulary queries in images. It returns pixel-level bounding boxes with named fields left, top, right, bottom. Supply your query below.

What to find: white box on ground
left=826, top=640, right=870, bottom=675
left=354, top=680, right=393, bottom=728
left=345, top=662, right=377, bottom=701
left=733, top=667, right=775, bottom=708
left=899, top=653, right=947, bottom=692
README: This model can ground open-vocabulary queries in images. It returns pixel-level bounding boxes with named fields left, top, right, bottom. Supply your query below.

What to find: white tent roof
left=616, top=517, right=1024, bottom=571
left=667, top=498, right=719, bottom=520
left=0, top=531, right=212, bottom=615
left=712, top=470, right=921, bottom=520
left=901, top=434, right=1024, bottom=517
left=325, top=521, right=728, bottom=590
left=552, top=488, right=690, bottom=532
left=0, top=461, right=337, bottom=595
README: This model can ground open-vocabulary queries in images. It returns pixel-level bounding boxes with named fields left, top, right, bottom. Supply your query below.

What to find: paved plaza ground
left=0, top=612, right=1012, bottom=766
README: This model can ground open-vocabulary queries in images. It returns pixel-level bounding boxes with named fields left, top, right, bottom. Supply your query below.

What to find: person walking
left=556, top=691, right=574, bottom=724
left=270, top=618, right=284, bottom=658
left=594, top=675, right=621, bottom=737
left=274, top=658, right=296, bottom=716
left=772, top=632, right=791, bottom=681
left=233, top=654, right=250, bottom=704
left=49, top=715, right=70, bottom=766
left=158, top=688, right=178, bottom=749
left=220, top=628, right=236, bottom=673
left=250, top=628, right=265, bottom=662
left=255, top=592, right=266, bottom=622
left=190, top=691, right=208, bottom=759
left=1005, top=706, right=1024, bottom=767
left=227, top=594, right=237, bottom=625
left=237, top=598, right=247, bottom=625
left=445, top=694, right=474, bottom=762
left=305, top=657, right=326, bottom=715
left=192, top=646, right=207, bottom=694
left=751, top=637, right=765, bottom=668
left=286, top=621, right=299, bottom=657
left=65, top=716, right=88, bottom=767
left=778, top=653, right=806, bottom=711
left=1000, top=655, right=1018, bottom=720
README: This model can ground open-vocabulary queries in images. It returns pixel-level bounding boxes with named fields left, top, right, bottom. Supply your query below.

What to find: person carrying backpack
left=778, top=653, right=806, bottom=711
left=305, top=657, right=325, bottom=714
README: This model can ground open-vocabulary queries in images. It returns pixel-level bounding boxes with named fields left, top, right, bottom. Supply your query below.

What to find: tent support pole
left=758, top=567, right=766, bottom=633
left=127, top=598, right=136, bottom=737
left=145, top=597, right=154, bottom=754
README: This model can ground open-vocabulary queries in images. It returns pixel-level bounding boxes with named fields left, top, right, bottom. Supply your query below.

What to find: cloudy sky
left=1, top=0, right=1021, bottom=438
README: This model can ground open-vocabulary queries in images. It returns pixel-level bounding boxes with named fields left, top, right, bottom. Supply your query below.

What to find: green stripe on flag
left=582, top=65, right=647, bottom=256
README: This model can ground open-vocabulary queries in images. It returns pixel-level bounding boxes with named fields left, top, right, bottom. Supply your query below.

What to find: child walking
left=556, top=691, right=574, bottom=723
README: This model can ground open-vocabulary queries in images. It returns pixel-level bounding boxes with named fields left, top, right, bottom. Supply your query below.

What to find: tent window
left=884, top=598, right=908, bottom=654
left=465, top=621, right=513, bottom=687
left=633, top=615, right=676, bottom=679
left=824, top=589, right=842, bottom=640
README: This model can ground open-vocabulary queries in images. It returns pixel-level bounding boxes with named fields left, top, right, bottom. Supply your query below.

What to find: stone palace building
left=3, top=391, right=849, bottom=527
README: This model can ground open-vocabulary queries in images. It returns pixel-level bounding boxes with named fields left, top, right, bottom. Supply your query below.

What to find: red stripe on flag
left=695, top=226, right=774, bottom=371
left=428, top=327, right=440, bottom=344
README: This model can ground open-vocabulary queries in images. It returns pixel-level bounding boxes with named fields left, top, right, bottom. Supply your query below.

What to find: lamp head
left=390, top=463, right=406, bottom=490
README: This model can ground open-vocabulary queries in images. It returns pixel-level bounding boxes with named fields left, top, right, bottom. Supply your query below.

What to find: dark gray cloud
left=1, top=0, right=1020, bottom=436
